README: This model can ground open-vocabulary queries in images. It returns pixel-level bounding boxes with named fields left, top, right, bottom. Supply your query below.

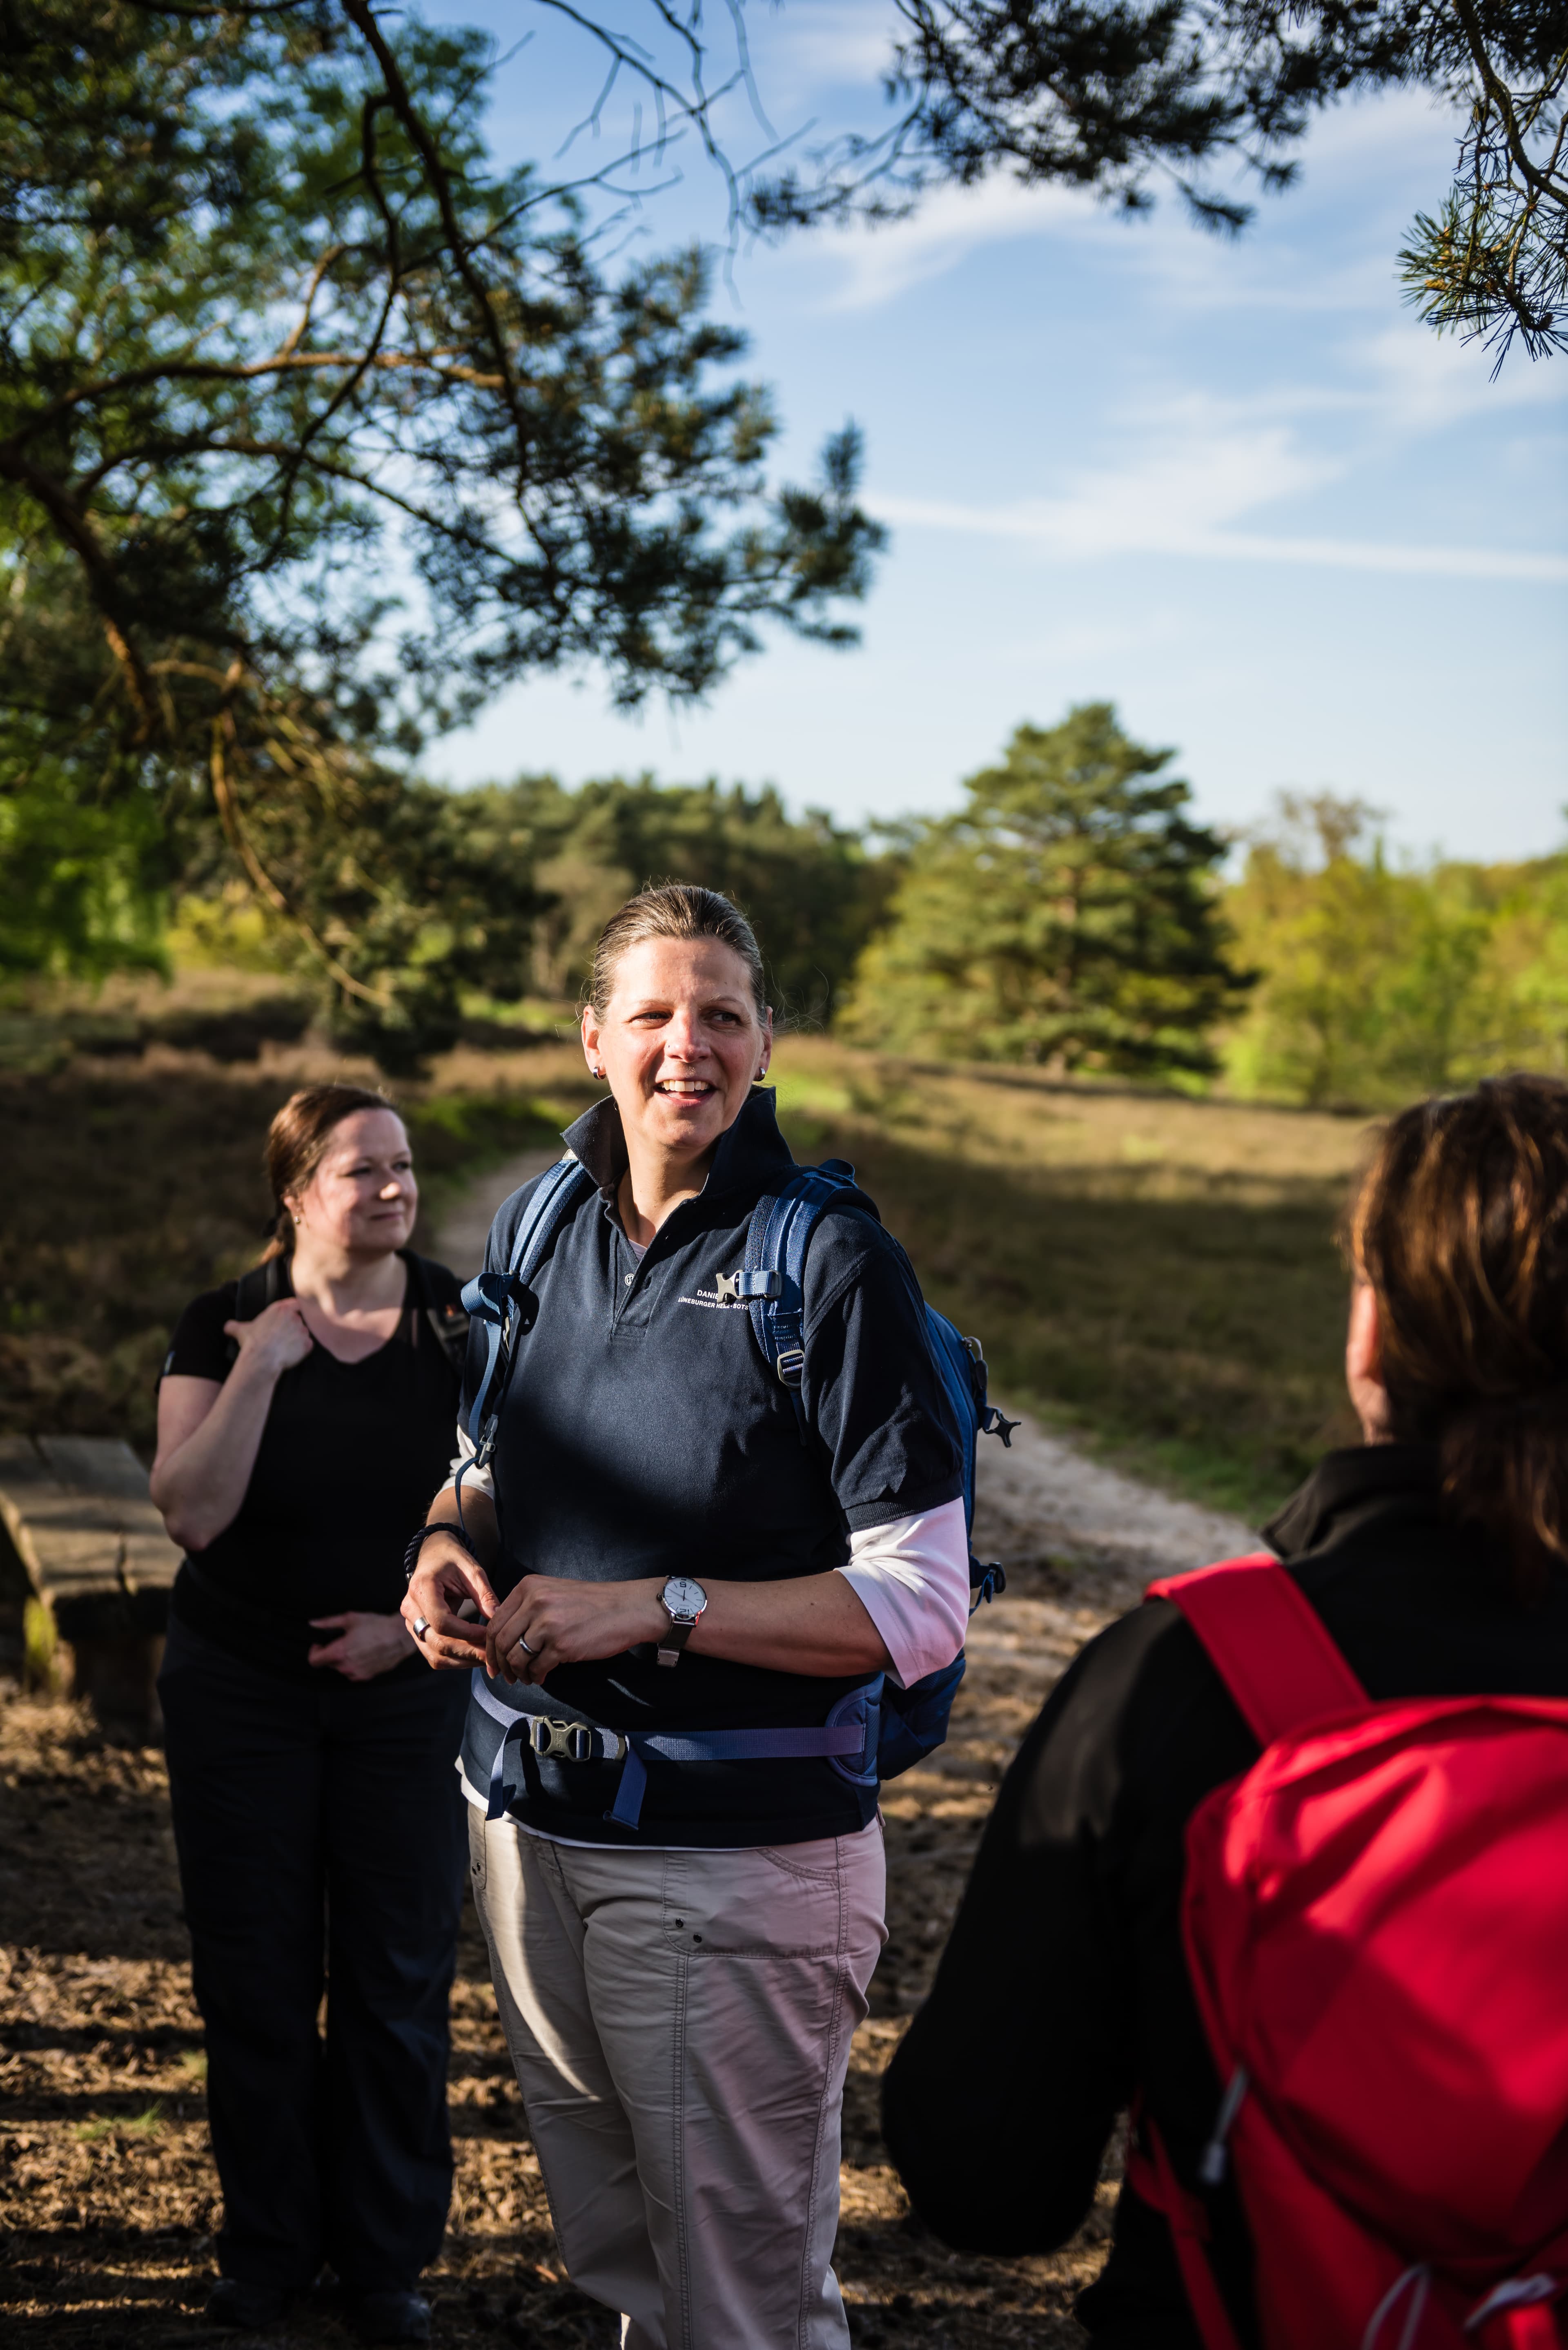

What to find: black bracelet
left=403, top=1519, right=482, bottom=1584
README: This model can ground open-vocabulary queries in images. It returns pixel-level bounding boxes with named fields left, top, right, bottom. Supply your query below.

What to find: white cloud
left=861, top=314, right=1566, bottom=582
left=1351, top=318, right=1560, bottom=433
left=869, top=406, right=1338, bottom=549
left=814, top=174, right=1103, bottom=310
left=788, top=80, right=1491, bottom=320
left=741, top=0, right=900, bottom=104
left=870, top=487, right=1568, bottom=580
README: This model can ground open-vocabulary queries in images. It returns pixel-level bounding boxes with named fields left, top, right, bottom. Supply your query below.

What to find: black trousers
left=159, top=1616, right=470, bottom=2292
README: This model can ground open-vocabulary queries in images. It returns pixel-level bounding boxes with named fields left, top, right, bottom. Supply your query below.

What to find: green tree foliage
left=756, top=0, right=1568, bottom=370
left=0, top=1, right=883, bottom=1057
left=449, top=774, right=898, bottom=1023
left=1223, top=795, right=1568, bottom=1105
left=0, top=758, right=168, bottom=982
left=1400, top=13, right=1568, bottom=368
left=174, top=736, right=548, bottom=1075
left=838, top=704, right=1251, bottom=1073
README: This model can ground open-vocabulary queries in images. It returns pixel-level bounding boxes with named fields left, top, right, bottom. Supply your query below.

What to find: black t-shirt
left=457, top=1088, right=964, bottom=1846
left=881, top=1446, right=1568, bottom=2346
left=163, top=1253, right=462, bottom=1677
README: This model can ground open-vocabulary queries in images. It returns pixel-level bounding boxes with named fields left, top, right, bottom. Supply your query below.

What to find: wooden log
left=0, top=1436, right=181, bottom=1736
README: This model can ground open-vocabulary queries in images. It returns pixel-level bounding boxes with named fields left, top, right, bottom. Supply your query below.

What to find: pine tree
left=0, top=2, right=882, bottom=1060
left=840, top=705, right=1251, bottom=1074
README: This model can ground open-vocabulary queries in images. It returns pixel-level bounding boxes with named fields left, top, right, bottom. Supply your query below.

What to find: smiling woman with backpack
left=883, top=1073, right=1568, bottom=2350
left=150, top=1085, right=472, bottom=2345
left=401, top=884, right=978, bottom=2350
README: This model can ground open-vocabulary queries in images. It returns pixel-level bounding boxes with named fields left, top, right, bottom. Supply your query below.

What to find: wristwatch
left=655, top=1575, right=708, bottom=1668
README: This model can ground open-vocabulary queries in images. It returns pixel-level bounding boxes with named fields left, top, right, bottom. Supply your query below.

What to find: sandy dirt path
left=0, top=1164, right=1257, bottom=2348
left=430, top=1151, right=563, bottom=1282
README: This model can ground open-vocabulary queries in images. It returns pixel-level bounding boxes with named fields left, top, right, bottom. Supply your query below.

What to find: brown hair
left=1346, top=1074, right=1568, bottom=1599
left=258, top=1083, right=399, bottom=1262
left=582, top=883, right=769, bottom=1023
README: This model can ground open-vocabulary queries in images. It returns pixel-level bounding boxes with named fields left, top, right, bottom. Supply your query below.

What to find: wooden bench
left=0, top=1436, right=180, bottom=1736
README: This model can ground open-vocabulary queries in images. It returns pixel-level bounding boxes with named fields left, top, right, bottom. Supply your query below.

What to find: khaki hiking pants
left=467, top=1807, right=886, bottom=2350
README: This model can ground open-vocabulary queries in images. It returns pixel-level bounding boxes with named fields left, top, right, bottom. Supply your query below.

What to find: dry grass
left=767, top=1037, right=1374, bottom=1523
left=0, top=992, right=1370, bottom=1525
left=0, top=1020, right=594, bottom=1456
left=0, top=1589, right=1111, bottom=2349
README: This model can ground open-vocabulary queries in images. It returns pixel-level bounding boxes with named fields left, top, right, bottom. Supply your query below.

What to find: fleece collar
left=561, top=1084, right=797, bottom=1211
left=1263, top=1443, right=1446, bottom=1562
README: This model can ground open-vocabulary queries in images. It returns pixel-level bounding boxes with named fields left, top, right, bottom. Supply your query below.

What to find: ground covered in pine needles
left=0, top=1562, right=1114, bottom=2348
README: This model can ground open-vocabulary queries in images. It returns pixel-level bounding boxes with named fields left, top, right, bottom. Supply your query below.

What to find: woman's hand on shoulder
left=308, top=1611, right=416, bottom=1681
left=223, top=1298, right=314, bottom=1379
left=403, top=1536, right=499, bottom=1669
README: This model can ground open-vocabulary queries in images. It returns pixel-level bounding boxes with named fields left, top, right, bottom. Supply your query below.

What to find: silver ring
left=517, top=1634, right=535, bottom=1655
left=412, top=1618, right=430, bottom=1639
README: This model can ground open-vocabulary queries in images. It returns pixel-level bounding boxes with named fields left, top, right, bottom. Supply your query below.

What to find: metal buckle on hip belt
left=470, top=1674, right=625, bottom=1818
left=469, top=1670, right=875, bottom=1831
left=528, top=1714, right=626, bottom=1765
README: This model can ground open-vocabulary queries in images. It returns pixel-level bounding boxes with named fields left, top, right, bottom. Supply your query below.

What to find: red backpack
left=1125, top=1554, right=1568, bottom=2350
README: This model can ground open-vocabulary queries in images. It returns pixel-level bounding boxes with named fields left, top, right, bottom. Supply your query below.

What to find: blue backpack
left=736, top=1158, right=1016, bottom=1777
left=458, top=1152, right=1016, bottom=1804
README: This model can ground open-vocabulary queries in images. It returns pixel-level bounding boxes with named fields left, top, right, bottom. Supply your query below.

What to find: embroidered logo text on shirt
left=678, top=1272, right=748, bottom=1310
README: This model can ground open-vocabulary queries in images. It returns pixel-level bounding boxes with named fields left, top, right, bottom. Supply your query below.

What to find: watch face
left=663, top=1576, right=707, bottom=1621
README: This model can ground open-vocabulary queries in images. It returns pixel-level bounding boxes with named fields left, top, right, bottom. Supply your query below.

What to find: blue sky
left=427, top=1, right=1568, bottom=864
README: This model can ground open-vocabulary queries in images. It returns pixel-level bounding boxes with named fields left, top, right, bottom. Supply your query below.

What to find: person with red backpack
left=882, top=1074, right=1568, bottom=2350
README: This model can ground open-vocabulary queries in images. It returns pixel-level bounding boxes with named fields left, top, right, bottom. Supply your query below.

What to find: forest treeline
left=9, top=704, right=1564, bottom=1110
left=841, top=709, right=1568, bottom=1110
left=1223, top=797, right=1568, bottom=1110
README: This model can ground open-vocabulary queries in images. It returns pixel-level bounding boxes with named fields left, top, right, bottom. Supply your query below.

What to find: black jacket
left=880, top=1446, right=1568, bottom=2346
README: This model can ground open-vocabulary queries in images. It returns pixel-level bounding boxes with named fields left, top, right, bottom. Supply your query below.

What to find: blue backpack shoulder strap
left=735, top=1160, right=866, bottom=1427
left=732, top=1155, right=1018, bottom=1784
left=459, top=1155, right=594, bottom=1464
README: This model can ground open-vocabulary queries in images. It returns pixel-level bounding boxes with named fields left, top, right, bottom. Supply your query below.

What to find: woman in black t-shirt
left=151, top=1084, right=470, bottom=2346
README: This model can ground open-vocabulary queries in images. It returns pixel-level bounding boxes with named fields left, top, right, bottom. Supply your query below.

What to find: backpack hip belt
left=469, top=1668, right=880, bottom=1830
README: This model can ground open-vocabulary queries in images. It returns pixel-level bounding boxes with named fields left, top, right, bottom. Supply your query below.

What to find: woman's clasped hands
left=401, top=1541, right=666, bottom=1687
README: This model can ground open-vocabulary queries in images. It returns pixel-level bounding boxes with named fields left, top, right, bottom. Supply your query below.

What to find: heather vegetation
left=0, top=1015, right=1364, bottom=1519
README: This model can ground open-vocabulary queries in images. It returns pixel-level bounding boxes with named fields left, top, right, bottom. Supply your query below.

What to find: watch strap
left=655, top=1618, right=695, bottom=1668
left=655, top=1577, right=705, bottom=1668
